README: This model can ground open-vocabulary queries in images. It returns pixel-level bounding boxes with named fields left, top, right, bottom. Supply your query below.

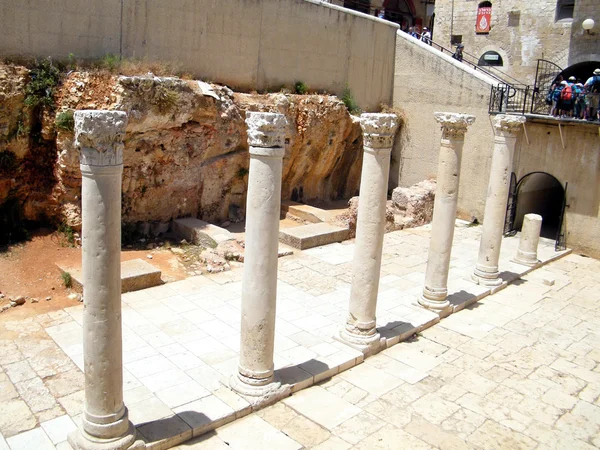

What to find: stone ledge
left=279, top=223, right=350, bottom=250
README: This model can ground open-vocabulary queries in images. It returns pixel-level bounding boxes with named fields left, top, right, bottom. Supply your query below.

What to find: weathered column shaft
left=233, top=112, right=287, bottom=397
left=420, top=112, right=475, bottom=310
left=514, top=213, right=543, bottom=266
left=473, top=115, right=526, bottom=286
left=70, top=110, right=137, bottom=450
left=342, top=114, right=398, bottom=351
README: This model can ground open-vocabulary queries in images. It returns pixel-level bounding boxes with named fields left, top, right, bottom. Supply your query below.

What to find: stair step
left=173, top=218, right=235, bottom=248
left=279, top=223, right=350, bottom=250
left=57, top=259, right=163, bottom=293
left=281, top=201, right=327, bottom=223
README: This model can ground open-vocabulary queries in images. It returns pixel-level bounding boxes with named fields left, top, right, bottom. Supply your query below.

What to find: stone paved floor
left=0, top=222, right=591, bottom=449
left=173, top=252, right=600, bottom=450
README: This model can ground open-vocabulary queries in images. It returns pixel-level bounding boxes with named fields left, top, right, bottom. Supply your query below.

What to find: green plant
left=24, top=58, right=61, bottom=109
left=16, top=120, right=30, bottom=138
left=152, top=84, right=179, bottom=113
left=341, top=86, right=361, bottom=115
left=67, top=53, right=77, bottom=71
left=55, top=110, right=75, bottom=132
left=58, top=223, right=76, bottom=246
left=294, top=81, right=308, bottom=95
left=99, top=53, right=121, bottom=73
left=237, top=167, right=249, bottom=179
left=61, top=271, right=72, bottom=288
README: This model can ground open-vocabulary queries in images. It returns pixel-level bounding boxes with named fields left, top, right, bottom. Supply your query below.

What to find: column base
left=335, top=327, right=382, bottom=356
left=471, top=266, right=503, bottom=287
left=229, top=371, right=289, bottom=407
left=512, top=251, right=539, bottom=267
left=68, top=423, right=142, bottom=450
left=419, top=285, right=450, bottom=311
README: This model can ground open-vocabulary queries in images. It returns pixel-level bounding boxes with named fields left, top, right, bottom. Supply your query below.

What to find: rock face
left=337, top=179, right=436, bottom=237
left=0, top=65, right=365, bottom=235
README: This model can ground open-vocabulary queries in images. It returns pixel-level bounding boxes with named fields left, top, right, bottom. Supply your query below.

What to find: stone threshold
left=133, top=246, right=572, bottom=450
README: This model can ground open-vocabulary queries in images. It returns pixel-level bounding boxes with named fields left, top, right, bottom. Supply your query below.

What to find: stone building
left=432, top=0, right=600, bottom=83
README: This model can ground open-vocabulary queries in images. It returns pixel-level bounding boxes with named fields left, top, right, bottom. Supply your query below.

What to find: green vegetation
left=98, top=53, right=121, bottom=73
left=237, top=167, right=249, bottom=179
left=61, top=271, right=72, bottom=288
left=152, top=83, right=180, bottom=113
left=294, top=81, right=308, bottom=95
left=57, top=223, right=76, bottom=246
left=55, top=110, right=75, bottom=132
left=24, top=58, right=61, bottom=109
left=341, top=86, right=361, bottom=115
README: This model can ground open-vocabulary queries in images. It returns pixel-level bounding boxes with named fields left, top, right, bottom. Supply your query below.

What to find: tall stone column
left=231, top=112, right=287, bottom=399
left=419, top=112, right=475, bottom=311
left=69, top=111, right=139, bottom=450
left=513, top=213, right=543, bottom=266
left=472, top=115, right=526, bottom=286
left=340, top=113, right=399, bottom=353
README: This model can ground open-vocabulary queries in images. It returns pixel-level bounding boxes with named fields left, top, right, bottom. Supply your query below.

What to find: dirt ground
left=0, top=228, right=188, bottom=320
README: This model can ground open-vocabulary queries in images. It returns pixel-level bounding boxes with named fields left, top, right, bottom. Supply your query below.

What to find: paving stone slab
left=279, top=223, right=350, bottom=250
left=173, top=218, right=234, bottom=248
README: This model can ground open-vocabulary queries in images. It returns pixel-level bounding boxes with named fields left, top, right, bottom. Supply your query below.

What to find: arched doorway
left=382, top=0, right=416, bottom=28
left=557, top=61, right=600, bottom=85
left=505, top=172, right=567, bottom=248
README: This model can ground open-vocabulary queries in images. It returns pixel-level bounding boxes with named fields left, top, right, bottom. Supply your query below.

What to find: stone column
left=231, top=112, right=287, bottom=399
left=513, top=213, right=542, bottom=266
left=472, top=115, right=526, bottom=286
left=419, top=112, right=475, bottom=311
left=340, top=113, right=399, bottom=353
left=69, top=111, right=139, bottom=450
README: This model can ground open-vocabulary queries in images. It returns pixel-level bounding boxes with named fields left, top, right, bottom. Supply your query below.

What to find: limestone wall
left=0, top=0, right=398, bottom=110
left=514, top=120, right=600, bottom=258
left=568, top=0, right=600, bottom=66
left=432, top=0, right=572, bottom=83
left=391, top=31, right=497, bottom=222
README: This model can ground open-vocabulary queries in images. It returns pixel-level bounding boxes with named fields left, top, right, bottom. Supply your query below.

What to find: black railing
left=488, top=84, right=531, bottom=115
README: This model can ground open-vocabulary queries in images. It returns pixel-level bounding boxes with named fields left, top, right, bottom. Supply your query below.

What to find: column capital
left=75, top=110, right=128, bottom=166
left=245, top=111, right=287, bottom=149
left=359, top=113, right=399, bottom=149
left=434, top=112, right=475, bottom=138
left=493, top=114, right=526, bottom=134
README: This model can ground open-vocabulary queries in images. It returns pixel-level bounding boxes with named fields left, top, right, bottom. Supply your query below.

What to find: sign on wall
left=476, top=6, right=492, bottom=33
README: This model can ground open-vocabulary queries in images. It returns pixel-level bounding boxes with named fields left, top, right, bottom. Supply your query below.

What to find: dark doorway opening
left=508, top=172, right=566, bottom=243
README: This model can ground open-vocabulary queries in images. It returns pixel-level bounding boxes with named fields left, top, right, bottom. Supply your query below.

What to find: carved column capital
left=434, top=112, right=476, bottom=139
left=493, top=114, right=526, bottom=135
left=245, top=111, right=287, bottom=150
left=359, top=113, right=399, bottom=149
left=74, top=110, right=128, bottom=166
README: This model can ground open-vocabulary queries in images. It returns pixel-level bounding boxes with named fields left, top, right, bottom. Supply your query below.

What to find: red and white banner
left=476, top=7, right=492, bottom=33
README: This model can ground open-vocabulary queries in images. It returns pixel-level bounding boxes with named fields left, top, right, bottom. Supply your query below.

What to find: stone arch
left=558, top=60, right=600, bottom=83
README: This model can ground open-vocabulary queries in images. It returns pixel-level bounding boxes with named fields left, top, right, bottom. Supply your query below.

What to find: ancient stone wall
left=0, top=0, right=398, bottom=110
left=433, top=0, right=573, bottom=83
left=568, top=0, right=600, bottom=66
left=0, top=66, right=363, bottom=235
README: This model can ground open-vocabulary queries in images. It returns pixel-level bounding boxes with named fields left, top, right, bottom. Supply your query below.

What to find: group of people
left=548, top=68, right=600, bottom=121
left=406, top=26, right=431, bottom=45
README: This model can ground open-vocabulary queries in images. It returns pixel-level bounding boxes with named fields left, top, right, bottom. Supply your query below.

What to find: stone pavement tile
left=36, top=404, right=67, bottom=423
left=0, top=435, right=8, bottom=450
left=129, top=396, right=173, bottom=426
left=363, top=398, right=414, bottom=427
left=44, top=368, right=84, bottom=398
left=364, top=353, right=427, bottom=384
left=0, top=373, right=18, bottom=402
left=428, top=362, right=464, bottom=384
left=57, top=390, right=84, bottom=417
left=283, top=386, right=361, bottom=431
left=553, top=400, right=600, bottom=441
left=125, top=354, right=177, bottom=379
left=174, top=395, right=234, bottom=436
left=6, top=427, right=55, bottom=450
left=384, top=344, right=443, bottom=372
left=155, top=380, right=211, bottom=409
left=281, top=414, right=331, bottom=447
left=311, top=435, right=352, bottom=450
left=173, top=431, right=229, bottom=449
left=4, top=360, right=37, bottom=384
left=338, top=363, right=403, bottom=397
left=255, top=402, right=299, bottom=430
left=541, top=387, right=578, bottom=410
left=412, top=393, right=461, bottom=425
left=456, top=339, right=498, bottom=360
left=40, top=414, right=77, bottom=445
left=551, top=358, right=600, bottom=384
left=215, top=415, right=301, bottom=450
left=0, top=399, right=37, bottom=438
left=212, top=387, right=251, bottom=418
left=331, top=411, right=385, bottom=445
left=440, top=408, right=486, bottom=441
left=140, top=368, right=192, bottom=393
left=137, top=414, right=192, bottom=449
left=352, top=424, right=431, bottom=450
left=186, top=365, right=228, bottom=393
left=467, top=420, right=537, bottom=450
left=380, top=382, right=429, bottom=408
left=15, top=376, right=57, bottom=413
left=124, top=385, right=154, bottom=405
left=448, top=371, right=498, bottom=397
left=404, top=414, right=474, bottom=450
left=485, top=385, right=524, bottom=409
left=579, top=383, right=600, bottom=404
left=514, top=396, right=563, bottom=426
left=438, top=313, right=495, bottom=340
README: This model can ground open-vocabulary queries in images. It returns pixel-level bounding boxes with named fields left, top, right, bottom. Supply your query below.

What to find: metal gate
left=503, top=172, right=518, bottom=236
left=530, top=59, right=563, bottom=114
left=555, top=182, right=568, bottom=251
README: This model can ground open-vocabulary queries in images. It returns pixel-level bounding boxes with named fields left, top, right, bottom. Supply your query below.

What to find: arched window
left=555, top=0, right=574, bottom=21
left=476, top=1, right=492, bottom=33
left=478, top=51, right=503, bottom=66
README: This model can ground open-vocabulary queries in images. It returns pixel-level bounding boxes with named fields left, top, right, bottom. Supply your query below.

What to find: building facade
left=432, top=0, right=599, bottom=83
